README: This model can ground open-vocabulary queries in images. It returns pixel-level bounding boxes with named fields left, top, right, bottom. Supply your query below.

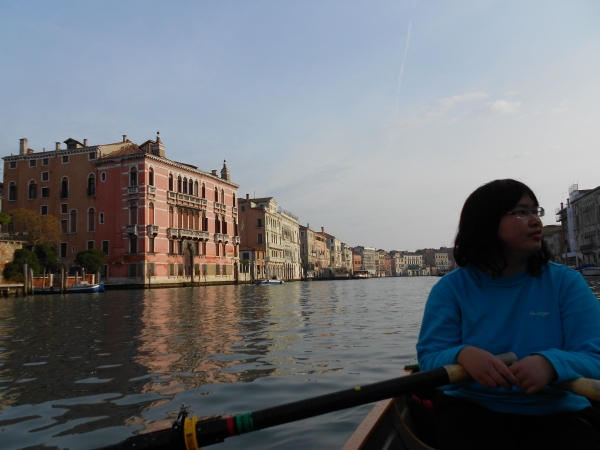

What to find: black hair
left=453, top=179, right=550, bottom=277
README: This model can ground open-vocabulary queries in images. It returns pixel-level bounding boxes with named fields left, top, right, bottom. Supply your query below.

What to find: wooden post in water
left=42, top=268, right=46, bottom=291
left=23, top=260, right=28, bottom=297
left=29, top=268, right=33, bottom=295
left=60, top=267, right=65, bottom=293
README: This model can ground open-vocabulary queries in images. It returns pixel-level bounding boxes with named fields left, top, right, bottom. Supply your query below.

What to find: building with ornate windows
left=2, top=134, right=242, bottom=286
left=237, top=195, right=301, bottom=280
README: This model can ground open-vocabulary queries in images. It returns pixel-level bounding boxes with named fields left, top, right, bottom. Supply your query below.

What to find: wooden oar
left=96, top=353, right=517, bottom=450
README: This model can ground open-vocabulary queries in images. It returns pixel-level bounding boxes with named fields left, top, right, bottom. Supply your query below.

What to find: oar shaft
left=195, top=352, right=518, bottom=447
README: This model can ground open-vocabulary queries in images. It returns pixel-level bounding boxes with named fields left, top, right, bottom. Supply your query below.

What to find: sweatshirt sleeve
left=535, top=269, right=600, bottom=383
left=416, top=278, right=467, bottom=371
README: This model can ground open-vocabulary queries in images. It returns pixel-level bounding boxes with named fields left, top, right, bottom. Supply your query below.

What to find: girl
left=417, top=179, right=600, bottom=449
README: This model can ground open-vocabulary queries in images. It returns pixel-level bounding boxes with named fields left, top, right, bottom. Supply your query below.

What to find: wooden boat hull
left=343, top=371, right=435, bottom=450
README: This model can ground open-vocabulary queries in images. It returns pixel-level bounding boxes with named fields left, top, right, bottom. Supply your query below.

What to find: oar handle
left=444, top=352, right=517, bottom=384
left=557, top=378, right=600, bottom=402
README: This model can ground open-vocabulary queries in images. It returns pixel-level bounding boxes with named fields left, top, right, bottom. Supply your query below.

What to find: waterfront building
left=2, top=134, right=241, bottom=286
left=555, top=183, right=596, bottom=267
left=314, top=227, right=331, bottom=277
left=435, top=252, right=450, bottom=273
left=341, top=243, right=353, bottom=273
left=571, top=186, right=600, bottom=266
left=325, top=232, right=343, bottom=269
left=405, top=252, right=426, bottom=276
left=390, top=250, right=402, bottom=276
left=542, top=225, right=562, bottom=264
left=237, top=195, right=301, bottom=280
left=352, top=251, right=362, bottom=273
left=299, top=224, right=316, bottom=276
left=353, top=246, right=376, bottom=276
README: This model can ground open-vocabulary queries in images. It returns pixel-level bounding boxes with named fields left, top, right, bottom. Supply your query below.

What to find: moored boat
left=254, top=277, right=285, bottom=285
left=581, top=266, right=600, bottom=276
left=353, top=270, right=370, bottom=279
left=34, top=281, right=105, bottom=294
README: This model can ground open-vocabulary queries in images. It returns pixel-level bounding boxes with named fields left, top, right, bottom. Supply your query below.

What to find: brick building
left=2, top=134, right=241, bottom=286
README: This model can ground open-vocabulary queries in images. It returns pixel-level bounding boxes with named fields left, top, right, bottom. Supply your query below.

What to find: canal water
left=1, top=276, right=598, bottom=450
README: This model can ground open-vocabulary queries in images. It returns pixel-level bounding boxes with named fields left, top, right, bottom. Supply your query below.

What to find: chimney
left=55, top=142, right=61, bottom=150
left=19, top=138, right=27, bottom=155
left=246, top=194, right=250, bottom=200
left=321, top=227, right=325, bottom=233
left=83, top=139, right=88, bottom=147
left=211, top=170, right=218, bottom=176
left=122, top=135, right=127, bottom=143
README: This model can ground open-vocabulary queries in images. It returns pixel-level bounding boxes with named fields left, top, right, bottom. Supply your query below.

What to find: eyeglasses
left=505, top=207, right=545, bottom=219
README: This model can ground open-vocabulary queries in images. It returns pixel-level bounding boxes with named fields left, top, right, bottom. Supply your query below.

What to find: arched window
left=214, top=187, right=218, bottom=202
left=177, top=176, right=182, bottom=193
left=8, top=182, right=17, bottom=201
left=87, top=174, right=95, bottom=196
left=215, top=217, right=221, bottom=234
left=221, top=189, right=225, bottom=204
left=28, top=180, right=37, bottom=199
left=169, top=174, right=174, bottom=191
left=130, top=202, right=138, bottom=225
left=88, top=208, right=96, bottom=232
left=61, top=177, right=69, bottom=199
left=183, top=210, right=189, bottom=229
left=99, top=212, right=105, bottom=224
left=188, top=179, right=194, bottom=195
left=233, top=193, right=236, bottom=207
left=130, top=168, right=138, bottom=186
left=182, top=177, right=188, bottom=194
left=169, top=206, right=174, bottom=228
left=194, top=181, right=199, bottom=197
left=70, top=210, right=77, bottom=233
left=149, top=203, right=155, bottom=225
left=149, top=168, right=154, bottom=186
left=201, top=183, right=206, bottom=198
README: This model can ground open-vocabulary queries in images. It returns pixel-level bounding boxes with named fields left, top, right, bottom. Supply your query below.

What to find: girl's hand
left=508, top=355, right=557, bottom=394
left=457, top=346, right=520, bottom=390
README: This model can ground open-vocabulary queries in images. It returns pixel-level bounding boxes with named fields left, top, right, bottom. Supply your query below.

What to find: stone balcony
left=214, top=233, right=230, bottom=243
left=167, top=228, right=210, bottom=240
left=147, top=185, right=157, bottom=196
left=147, top=225, right=159, bottom=235
left=125, top=225, right=138, bottom=236
left=214, top=202, right=227, bottom=213
left=167, top=191, right=208, bottom=209
left=233, top=236, right=240, bottom=245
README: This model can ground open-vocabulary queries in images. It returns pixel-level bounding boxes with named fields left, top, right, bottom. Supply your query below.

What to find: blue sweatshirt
left=416, top=262, right=600, bottom=415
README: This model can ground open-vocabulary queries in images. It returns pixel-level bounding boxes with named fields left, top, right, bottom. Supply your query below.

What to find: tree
left=35, top=243, right=59, bottom=273
left=9, top=208, right=61, bottom=246
left=74, top=249, right=106, bottom=274
left=0, top=212, right=11, bottom=230
left=3, top=248, right=41, bottom=281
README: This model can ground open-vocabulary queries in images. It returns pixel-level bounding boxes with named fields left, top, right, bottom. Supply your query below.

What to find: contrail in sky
left=396, top=22, right=413, bottom=112
left=396, top=0, right=416, bottom=113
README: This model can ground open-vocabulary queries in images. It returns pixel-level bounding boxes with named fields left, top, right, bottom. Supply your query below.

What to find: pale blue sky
left=2, top=1, right=599, bottom=250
